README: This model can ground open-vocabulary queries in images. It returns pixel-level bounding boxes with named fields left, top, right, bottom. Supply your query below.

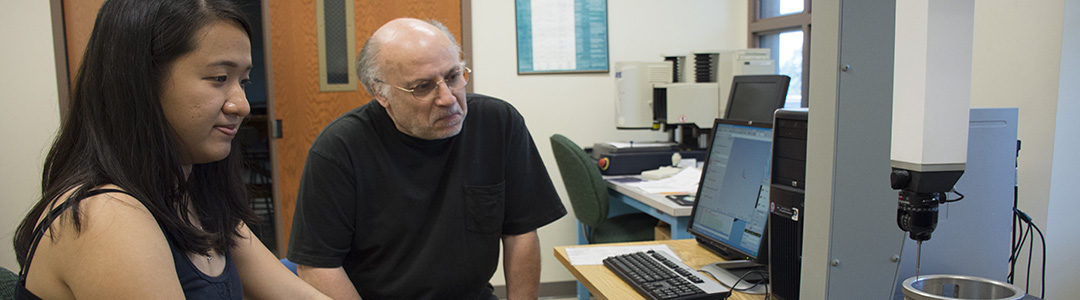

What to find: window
left=750, top=0, right=810, bottom=107
left=759, top=0, right=805, bottom=18
left=316, top=0, right=356, bottom=91
left=759, top=30, right=803, bottom=108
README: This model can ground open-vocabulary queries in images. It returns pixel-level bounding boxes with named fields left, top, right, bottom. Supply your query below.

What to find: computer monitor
left=687, top=118, right=774, bottom=294
left=724, top=75, right=791, bottom=123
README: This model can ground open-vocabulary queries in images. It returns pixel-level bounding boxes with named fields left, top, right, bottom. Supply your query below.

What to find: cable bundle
left=1008, top=207, right=1045, bottom=299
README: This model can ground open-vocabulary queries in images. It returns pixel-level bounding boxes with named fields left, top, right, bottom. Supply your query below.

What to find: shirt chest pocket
left=463, top=182, right=506, bottom=234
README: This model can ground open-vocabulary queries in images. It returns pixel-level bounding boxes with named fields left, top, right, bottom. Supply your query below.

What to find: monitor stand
left=701, top=260, right=769, bottom=294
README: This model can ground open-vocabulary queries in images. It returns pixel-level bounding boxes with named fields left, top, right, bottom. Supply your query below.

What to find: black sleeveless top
left=15, top=189, right=244, bottom=300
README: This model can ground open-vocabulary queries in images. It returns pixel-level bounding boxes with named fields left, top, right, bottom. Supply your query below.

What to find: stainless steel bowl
left=902, top=274, right=1025, bottom=300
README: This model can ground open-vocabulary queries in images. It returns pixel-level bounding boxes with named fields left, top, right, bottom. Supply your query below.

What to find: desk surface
left=604, top=175, right=694, bottom=217
left=554, top=239, right=765, bottom=300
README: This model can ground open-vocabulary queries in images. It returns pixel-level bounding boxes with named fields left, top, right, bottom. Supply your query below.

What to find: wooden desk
left=554, top=239, right=765, bottom=300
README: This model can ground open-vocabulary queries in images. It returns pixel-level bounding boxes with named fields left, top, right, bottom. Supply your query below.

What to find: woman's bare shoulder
left=27, top=184, right=186, bottom=299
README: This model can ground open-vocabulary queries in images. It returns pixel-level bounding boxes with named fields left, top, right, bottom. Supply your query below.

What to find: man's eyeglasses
left=376, top=67, right=471, bottom=102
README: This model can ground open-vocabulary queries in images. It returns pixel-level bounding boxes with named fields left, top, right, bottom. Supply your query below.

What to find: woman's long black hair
left=14, top=0, right=259, bottom=266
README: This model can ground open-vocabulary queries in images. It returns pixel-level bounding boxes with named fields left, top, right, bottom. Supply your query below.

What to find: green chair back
left=550, top=134, right=609, bottom=228
left=1, top=266, right=17, bottom=300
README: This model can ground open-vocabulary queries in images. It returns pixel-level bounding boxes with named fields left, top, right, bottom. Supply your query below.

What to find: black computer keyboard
left=603, top=250, right=730, bottom=300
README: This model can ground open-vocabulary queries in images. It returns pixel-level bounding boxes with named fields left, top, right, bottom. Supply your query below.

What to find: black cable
left=1009, top=218, right=1023, bottom=280
left=1010, top=185, right=1018, bottom=283
left=1006, top=226, right=1023, bottom=282
left=1025, top=222, right=1033, bottom=292
left=731, top=270, right=769, bottom=299
left=1031, top=220, right=1046, bottom=299
left=1015, top=207, right=1033, bottom=223
left=1009, top=207, right=1035, bottom=283
left=731, top=270, right=768, bottom=291
left=762, top=270, right=770, bottom=300
left=1008, top=213, right=1019, bottom=283
left=943, top=188, right=965, bottom=203
left=1011, top=207, right=1047, bottom=298
left=1010, top=140, right=1021, bottom=285
left=1012, top=220, right=1028, bottom=282
left=1008, top=220, right=1028, bottom=283
left=707, top=269, right=769, bottom=300
left=1009, top=212, right=1019, bottom=283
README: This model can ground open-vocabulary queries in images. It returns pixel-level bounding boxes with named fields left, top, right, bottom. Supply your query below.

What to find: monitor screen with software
left=724, top=75, right=791, bottom=123
left=687, top=118, right=774, bottom=293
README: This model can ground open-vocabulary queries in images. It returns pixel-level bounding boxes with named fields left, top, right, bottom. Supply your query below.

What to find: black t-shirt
left=287, top=94, right=566, bottom=300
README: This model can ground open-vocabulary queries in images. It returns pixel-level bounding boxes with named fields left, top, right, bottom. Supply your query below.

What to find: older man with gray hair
left=286, top=18, right=566, bottom=300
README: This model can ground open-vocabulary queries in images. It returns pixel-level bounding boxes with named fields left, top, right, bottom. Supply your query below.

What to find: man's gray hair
left=356, top=19, right=463, bottom=98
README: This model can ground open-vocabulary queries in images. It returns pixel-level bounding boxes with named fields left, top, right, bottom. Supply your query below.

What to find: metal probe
left=915, top=240, right=922, bottom=280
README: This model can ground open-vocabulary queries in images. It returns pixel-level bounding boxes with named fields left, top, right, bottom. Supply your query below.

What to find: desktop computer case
left=769, top=109, right=808, bottom=300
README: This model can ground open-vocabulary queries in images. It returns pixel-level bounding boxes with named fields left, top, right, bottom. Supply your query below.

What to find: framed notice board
left=515, top=0, right=609, bottom=74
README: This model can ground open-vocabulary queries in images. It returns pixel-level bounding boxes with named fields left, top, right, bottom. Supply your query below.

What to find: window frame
left=749, top=0, right=811, bottom=107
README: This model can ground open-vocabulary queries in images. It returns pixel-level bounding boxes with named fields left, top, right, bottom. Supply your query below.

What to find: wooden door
left=266, top=1, right=467, bottom=254
left=54, top=0, right=105, bottom=118
left=60, top=0, right=104, bottom=85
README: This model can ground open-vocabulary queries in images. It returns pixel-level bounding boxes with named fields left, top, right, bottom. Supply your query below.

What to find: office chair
left=1, top=266, right=16, bottom=299
left=280, top=258, right=298, bottom=275
left=550, top=134, right=657, bottom=244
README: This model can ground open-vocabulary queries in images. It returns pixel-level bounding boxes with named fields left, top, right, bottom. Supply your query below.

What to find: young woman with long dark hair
left=12, top=0, right=330, bottom=299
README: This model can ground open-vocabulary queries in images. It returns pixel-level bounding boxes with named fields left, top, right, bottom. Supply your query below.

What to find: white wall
left=1046, top=0, right=1078, bottom=298
left=970, top=0, right=1068, bottom=297
left=0, top=0, right=61, bottom=271
left=470, top=0, right=748, bottom=284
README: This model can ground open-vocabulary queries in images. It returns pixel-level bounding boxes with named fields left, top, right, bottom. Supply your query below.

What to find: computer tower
left=769, top=108, right=807, bottom=300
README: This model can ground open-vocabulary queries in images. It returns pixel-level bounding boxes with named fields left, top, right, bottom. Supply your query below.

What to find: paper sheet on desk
left=565, top=244, right=680, bottom=265
left=626, top=167, right=701, bottom=194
